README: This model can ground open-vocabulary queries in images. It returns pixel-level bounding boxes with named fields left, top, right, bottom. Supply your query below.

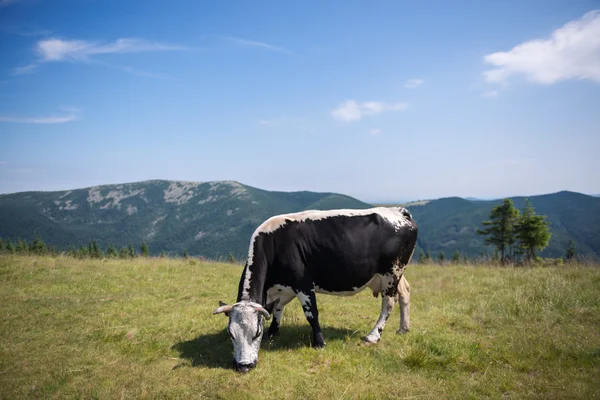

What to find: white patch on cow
left=296, top=292, right=314, bottom=319
left=243, top=206, right=414, bottom=299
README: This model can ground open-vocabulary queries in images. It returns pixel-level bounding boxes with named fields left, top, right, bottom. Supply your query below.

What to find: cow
left=212, top=206, right=418, bottom=373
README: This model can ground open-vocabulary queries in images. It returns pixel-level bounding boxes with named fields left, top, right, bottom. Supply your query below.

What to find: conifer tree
left=128, top=244, right=136, bottom=258
left=515, top=199, right=551, bottom=263
left=0, top=237, right=3, bottom=250
left=17, top=238, right=27, bottom=253
left=119, top=247, right=129, bottom=258
left=30, top=231, right=46, bottom=254
left=6, top=239, right=15, bottom=253
left=418, top=250, right=426, bottom=263
left=106, top=243, right=118, bottom=258
left=477, top=198, right=519, bottom=264
left=439, top=251, right=445, bottom=263
left=565, top=240, right=575, bottom=261
left=452, top=250, right=460, bottom=264
left=140, top=241, right=149, bottom=257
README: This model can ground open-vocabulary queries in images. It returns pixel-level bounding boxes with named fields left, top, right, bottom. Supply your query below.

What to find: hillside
left=405, top=191, right=600, bottom=260
left=2, top=182, right=599, bottom=261
left=0, top=180, right=371, bottom=259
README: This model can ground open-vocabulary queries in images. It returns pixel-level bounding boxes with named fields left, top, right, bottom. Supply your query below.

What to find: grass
left=0, top=255, right=599, bottom=399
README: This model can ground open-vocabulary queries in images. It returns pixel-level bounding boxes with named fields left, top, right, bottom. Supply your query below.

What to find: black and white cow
left=212, top=206, right=418, bottom=373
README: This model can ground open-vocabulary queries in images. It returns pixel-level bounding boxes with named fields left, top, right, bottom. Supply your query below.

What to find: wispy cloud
left=482, top=90, right=499, bottom=98
left=13, top=37, right=186, bottom=76
left=483, top=10, right=600, bottom=85
left=0, top=115, right=78, bottom=124
left=404, top=78, right=424, bottom=89
left=331, top=100, right=409, bottom=122
left=225, top=37, right=292, bottom=55
left=368, top=128, right=381, bottom=135
left=0, top=106, right=81, bottom=124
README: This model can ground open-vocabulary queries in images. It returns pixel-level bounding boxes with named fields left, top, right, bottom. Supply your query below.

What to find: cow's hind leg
left=297, top=289, right=326, bottom=348
left=364, top=273, right=399, bottom=344
left=396, top=275, right=410, bottom=334
left=265, top=287, right=295, bottom=338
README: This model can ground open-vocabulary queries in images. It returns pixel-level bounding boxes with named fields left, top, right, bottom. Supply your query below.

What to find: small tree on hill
left=515, top=199, right=551, bottom=263
left=140, top=241, right=149, bottom=257
left=565, top=240, right=575, bottom=261
left=418, top=250, right=426, bottom=263
left=182, top=249, right=188, bottom=258
left=160, top=250, right=166, bottom=258
left=439, top=251, right=445, bottom=264
left=17, top=238, right=27, bottom=253
left=128, top=244, right=136, bottom=258
left=477, top=198, right=519, bottom=264
left=94, top=240, right=103, bottom=258
left=6, top=239, right=15, bottom=253
left=228, top=252, right=236, bottom=264
left=119, top=247, right=129, bottom=258
left=0, top=237, right=4, bottom=250
left=30, top=231, right=46, bottom=254
left=106, top=243, right=118, bottom=258
left=452, top=250, right=460, bottom=264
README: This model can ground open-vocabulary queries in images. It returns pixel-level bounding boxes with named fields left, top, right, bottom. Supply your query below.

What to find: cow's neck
left=236, top=259, right=268, bottom=305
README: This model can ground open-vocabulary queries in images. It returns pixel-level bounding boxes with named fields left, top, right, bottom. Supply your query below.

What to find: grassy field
left=1, top=255, right=599, bottom=399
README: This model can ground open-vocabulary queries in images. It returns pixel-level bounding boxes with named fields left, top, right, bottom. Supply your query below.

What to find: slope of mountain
left=2, top=182, right=598, bottom=261
left=0, top=180, right=372, bottom=259
left=406, top=191, right=600, bottom=260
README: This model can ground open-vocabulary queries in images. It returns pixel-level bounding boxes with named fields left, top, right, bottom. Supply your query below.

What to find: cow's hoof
left=312, top=333, right=326, bottom=348
left=363, top=334, right=380, bottom=344
left=396, top=328, right=410, bottom=335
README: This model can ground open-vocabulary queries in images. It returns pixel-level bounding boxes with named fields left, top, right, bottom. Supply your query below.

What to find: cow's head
left=212, top=299, right=279, bottom=373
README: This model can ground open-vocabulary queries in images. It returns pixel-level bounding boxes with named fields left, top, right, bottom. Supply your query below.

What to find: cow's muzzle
left=233, top=359, right=257, bottom=373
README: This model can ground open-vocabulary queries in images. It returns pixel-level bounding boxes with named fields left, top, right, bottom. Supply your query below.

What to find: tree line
left=416, top=197, right=577, bottom=265
left=0, top=232, right=156, bottom=259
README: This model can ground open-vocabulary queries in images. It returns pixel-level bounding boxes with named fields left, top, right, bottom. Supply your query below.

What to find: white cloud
left=0, top=106, right=81, bottom=124
left=368, top=128, right=381, bottom=135
left=0, top=115, right=78, bottom=124
left=331, top=100, right=409, bottom=122
left=404, top=78, right=424, bottom=88
left=483, top=10, right=600, bottom=85
left=482, top=90, right=499, bottom=98
left=14, top=37, right=185, bottom=75
left=226, top=37, right=291, bottom=55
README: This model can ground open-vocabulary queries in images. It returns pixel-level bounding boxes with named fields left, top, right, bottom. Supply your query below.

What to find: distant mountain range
left=400, top=191, right=600, bottom=260
left=0, top=180, right=371, bottom=260
left=1, top=181, right=598, bottom=260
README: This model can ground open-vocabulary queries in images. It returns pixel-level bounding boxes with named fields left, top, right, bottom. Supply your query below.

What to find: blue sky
left=1, top=0, right=599, bottom=202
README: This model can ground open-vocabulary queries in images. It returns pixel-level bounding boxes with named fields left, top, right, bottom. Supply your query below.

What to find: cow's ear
left=212, top=301, right=232, bottom=316
left=264, top=298, right=280, bottom=316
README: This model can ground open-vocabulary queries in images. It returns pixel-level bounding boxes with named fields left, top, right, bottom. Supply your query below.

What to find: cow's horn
left=212, top=301, right=233, bottom=315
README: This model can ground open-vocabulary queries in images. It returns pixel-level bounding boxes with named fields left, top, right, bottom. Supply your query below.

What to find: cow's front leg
left=297, top=289, right=325, bottom=348
left=266, top=292, right=295, bottom=338
left=397, top=275, right=410, bottom=334
left=364, top=273, right=398, bottom=344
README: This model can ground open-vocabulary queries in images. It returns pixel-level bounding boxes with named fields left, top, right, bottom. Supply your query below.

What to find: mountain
left=405, top=191, right=600, bottom=260
left=1, top=182, right=598, bottom=261
left=0, top=180, right=371, bottom=260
